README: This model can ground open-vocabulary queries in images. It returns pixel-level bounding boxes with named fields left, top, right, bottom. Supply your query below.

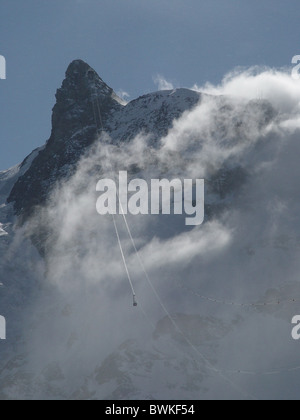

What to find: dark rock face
left=7, top=61, right=202, bottom=221
left=7, top=60, right=123, bottom=218
left=7, top=60, right=202, bottom=220
left=7, top=59, right=276, bottom=224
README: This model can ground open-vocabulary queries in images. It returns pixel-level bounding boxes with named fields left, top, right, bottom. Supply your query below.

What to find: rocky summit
left=7, top=60, right=123, bottom=219
left=6, top=59, right=275, bottom=223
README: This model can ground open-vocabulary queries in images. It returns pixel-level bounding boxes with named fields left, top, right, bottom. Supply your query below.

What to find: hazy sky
left=0, top=0, right=299, bottom=170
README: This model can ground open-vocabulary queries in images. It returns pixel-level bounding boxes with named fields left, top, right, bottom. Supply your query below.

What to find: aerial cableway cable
left=91, top=91, right=137, bottom=307
left=90, top=88, right=256, bottom=400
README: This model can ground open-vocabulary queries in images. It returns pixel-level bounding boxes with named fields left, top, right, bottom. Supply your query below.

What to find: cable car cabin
left=133, top=295, right=138, bottom=307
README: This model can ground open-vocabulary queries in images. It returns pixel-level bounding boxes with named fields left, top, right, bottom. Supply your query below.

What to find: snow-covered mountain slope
left=0, top=146, right=44, bottom=207
left=1, top=60, right=300, bottom=400
left=7, top=61, right=202, bottom=220
left=0, top=146, right=45, bottom=291
left=107, top=88, right=201, bottom=144
left=7, top=60, right=275, bottom=224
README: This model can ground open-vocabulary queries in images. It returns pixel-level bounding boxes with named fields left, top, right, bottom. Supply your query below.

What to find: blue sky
left=0, top=0, right=299, bottom=170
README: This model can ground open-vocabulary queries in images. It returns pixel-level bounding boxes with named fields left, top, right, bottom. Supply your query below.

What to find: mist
left=1, top=66, right=300, bottom=400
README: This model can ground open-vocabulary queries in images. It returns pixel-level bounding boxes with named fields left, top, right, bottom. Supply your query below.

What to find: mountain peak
left=7, top=60, right=123, bottom=219
left=57, top=59, right=116, bottom=103
left=7, top=59, right=201, bottom=220
left=66, top=59, right=92, bottom=75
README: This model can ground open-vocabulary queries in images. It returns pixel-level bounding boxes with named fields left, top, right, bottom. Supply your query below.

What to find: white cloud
left=193, top=66, right=300, bottom=115
left=153, top=74, right=174, bottom=91
left=6, top=65, right=300, bottom=399
left=116, top=89, right=130, bottom=102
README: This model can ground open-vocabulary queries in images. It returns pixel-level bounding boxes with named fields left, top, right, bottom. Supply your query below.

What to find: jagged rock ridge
left=7, top=60, right=276, bottom=221
left=7, top=60, right=123, bottom=218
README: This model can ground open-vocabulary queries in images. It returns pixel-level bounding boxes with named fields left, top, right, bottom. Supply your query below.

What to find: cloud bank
left=2, top=66, right=300, bottom=399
